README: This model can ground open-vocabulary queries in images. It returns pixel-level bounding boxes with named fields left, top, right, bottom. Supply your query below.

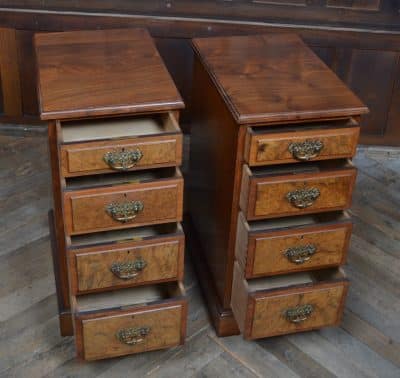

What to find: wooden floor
left=1, top=125, right=400, bottom=378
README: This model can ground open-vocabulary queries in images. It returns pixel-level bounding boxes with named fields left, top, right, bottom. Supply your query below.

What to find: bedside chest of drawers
left=35, top=28, right=187, bottom=360
left=189, top=34, right=368, bottom=337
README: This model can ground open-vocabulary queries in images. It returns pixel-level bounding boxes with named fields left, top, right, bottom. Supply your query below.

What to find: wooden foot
left=184, top=216, right=240, bottom=337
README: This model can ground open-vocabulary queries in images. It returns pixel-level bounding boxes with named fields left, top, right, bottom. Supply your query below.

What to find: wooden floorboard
left=0, top=129, right=399, bottom=378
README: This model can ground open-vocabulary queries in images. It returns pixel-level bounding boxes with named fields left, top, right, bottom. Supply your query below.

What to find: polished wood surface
left=63, top=172, right=183, bottom=235
left=245, top=120, right=359, bottom=166
left=231, top=262, right=348, bottom=339
left=69, top=233, right=185, bottom=294
left=192, top=34, right=368, bottom=125
left=2, top=127, right=400, bottom=375
left=60, top=113, right=182, bottom=177
left=240, top=163, right=356, bottom=220
left=1, top=4, right=400, bottom=144
left=34, top=28, right=184, bottom=120
left=235, top=212, right=352, bottom=278
left=75, top=298, right=186, bottom=361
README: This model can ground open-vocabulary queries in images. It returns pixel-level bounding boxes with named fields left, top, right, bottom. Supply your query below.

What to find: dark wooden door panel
left=346, top=50, right=399, bottom=135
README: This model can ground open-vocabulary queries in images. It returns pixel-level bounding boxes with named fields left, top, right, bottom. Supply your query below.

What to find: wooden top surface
left=35, top=28, right=184, bottom=120
left=192, top=34, right=368, bottom=125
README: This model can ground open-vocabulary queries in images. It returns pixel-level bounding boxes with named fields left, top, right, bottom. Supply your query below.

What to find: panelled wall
left=0, top=1, right=399, bottom=145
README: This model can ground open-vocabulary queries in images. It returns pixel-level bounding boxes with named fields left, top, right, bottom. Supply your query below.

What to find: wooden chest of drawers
left=35, top=28, right=188, bottom=360
left=189, top=34, right=368, bottom=337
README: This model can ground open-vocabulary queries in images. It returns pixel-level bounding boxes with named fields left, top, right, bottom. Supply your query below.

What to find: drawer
left=245, top=118, right=359, bottom=166
left=240, top=161, right=356, bottom=220
left=231, top=262, right=348, bottom=339
left=73, top=282, right=187, bottom=360
left=59, top=112, right=182, bottom=177
left=68, top=223, right=184, bottom=294
left=235, top=212, right=352, bottom=278
left=63, top=168, right=183, bottom=235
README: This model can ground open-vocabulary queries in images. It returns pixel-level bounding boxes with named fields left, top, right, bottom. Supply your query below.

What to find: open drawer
left=235, top=212, right=352, bottom=278
left=245, top=118, right=359, bottom=166
left=231, top=262, right=348, bottom=339
left=240, top=160, right=356, bottom=220
left=67, top=223, right=185, bottom=294
left=73, top=282, right=187, bottom=360
left=59, top=112, right=182, bottom=177
left=63, top=167, right=183, bottom=235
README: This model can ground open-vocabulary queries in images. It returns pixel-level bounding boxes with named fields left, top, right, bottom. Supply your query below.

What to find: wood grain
left=34, top=28, right=184, bottom=120
left=245, top=122, right=360, bottom=166
left=235, top=212, right=352, bottom=278
left=63, top=175, right=183, bottom=235
left=60, top=112, right=183, bottom=177
left=192, top=34, right=368, bottom=125
left=240, top=164, right=357, bottom=220
left=69, top=234, right=185, bottom=294
left=77, top=304, right=185, bottom=360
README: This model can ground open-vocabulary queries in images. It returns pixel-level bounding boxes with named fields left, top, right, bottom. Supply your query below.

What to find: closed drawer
left=235, top=212, right=352, bottom=278
left=240, top=161, right=356, bottom=220
left=74, top=282, right=187, bottom=360
left=231, top=262, right=348, bottom=339
left=63, top=168, right=183, bottom=235
left=68, top=223, right=184, bottom=294
left=59, top=112, right=182, bottom=177
left=245, top=118, right=359, bottom=166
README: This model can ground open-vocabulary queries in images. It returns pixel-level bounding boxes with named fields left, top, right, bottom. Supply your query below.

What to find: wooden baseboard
left=184, top=216, right=240, bottom=337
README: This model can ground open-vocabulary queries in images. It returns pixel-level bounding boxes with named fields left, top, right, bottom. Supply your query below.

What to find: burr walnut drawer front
left=240, top=161, right=356, bottom=220
left=231, top=262, right=348, bottom=340
left=68, top=223, right=185, bottom=294
left=245, top=118, right=359, bottom=166
left=59, top=112, right=182, bottom=177
left=235, top=212, right=352, bottom=278
left=74, top=282, right=187, bottom=360
left=63, top=168, right=183, bottom=235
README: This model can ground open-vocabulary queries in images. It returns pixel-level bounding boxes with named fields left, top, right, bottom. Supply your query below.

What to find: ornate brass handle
left=110, top=258, right=147, bottom=279
left=284, top=304, right=314, bottom=323
left=106, top=200, right=144, bottom=222
left=286, top=188, right=320, bottom=209
left=116, top=326, right=150, bottom=345
left=284, top=244, right=316, bottom=264
left=104, top=149, right=143, bottom=171
left=288, top=140, right=324, bottom=161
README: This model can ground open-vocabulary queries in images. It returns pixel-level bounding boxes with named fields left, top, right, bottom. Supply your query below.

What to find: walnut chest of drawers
left=35, top=28, right=187, bottom=360
left=188, top=34, right=368, bottom=337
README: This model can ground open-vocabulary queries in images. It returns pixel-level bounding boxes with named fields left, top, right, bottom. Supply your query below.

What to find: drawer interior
left=75, top=281, right=185, bottom=313
left=60, top=112, right=179, bottom=143
left=65, top=166, right=180, bottom=190
left=247, top=267, right=346, bottom=294
left=247, top=211, right=350, bottom=232
left=250, top=159, right=354, bottom=179
left=70, top=223, right=182, bottom=249
left=249, top=117, right=357, bottom=135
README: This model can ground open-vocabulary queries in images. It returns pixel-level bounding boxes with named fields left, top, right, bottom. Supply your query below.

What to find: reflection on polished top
left=192, top=34, right=368, bottom=125
left=35, top=28, right=184, bottom=120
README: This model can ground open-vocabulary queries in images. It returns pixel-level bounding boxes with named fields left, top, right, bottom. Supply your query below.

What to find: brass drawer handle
left=288, top=140, right=324, bottom=161
left=106, top=200, right=144, bottom=223
left=284, top=244, right=316, bottom=264
left=284, top=304, right=314, bottom=323
left=110, top=258, right=147, bottom=280
left=286, top=188, right=320, bottom=209
left=104, top=148, right=143, bottom=171
left=116, top=326, right=150, bottom=345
